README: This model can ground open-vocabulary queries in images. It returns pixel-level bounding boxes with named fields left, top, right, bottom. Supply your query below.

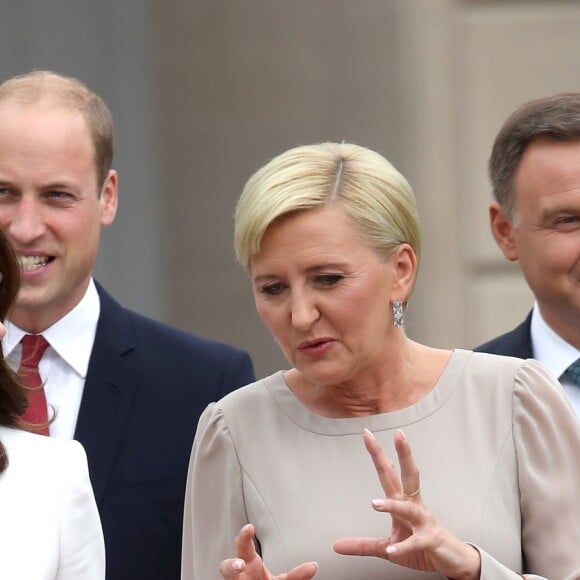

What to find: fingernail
left=386, top=545, right=397, bottom=555
left=398, top=429, right=407, bottom=441
left=364, top=428, right=376, bottom=439
left=371, top=499, right=385, bottom=508
left=242, top=524, right=251, bottom=532
left=232, top=559, right=244, bottom=571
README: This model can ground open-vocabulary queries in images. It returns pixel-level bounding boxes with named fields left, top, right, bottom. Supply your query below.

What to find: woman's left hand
left=332, top=429, right=481, bottom=580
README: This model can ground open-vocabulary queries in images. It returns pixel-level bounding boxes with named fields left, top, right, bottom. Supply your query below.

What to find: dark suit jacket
left=74, top=283, right=255, bottom=580
left=474, top=311, right=534, bottom=359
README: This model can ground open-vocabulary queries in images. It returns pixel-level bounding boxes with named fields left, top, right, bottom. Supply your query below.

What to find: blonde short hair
left=235, top=143, right=421, bottom=293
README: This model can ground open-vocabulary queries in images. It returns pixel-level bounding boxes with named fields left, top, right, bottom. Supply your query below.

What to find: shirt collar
left=530, top=302, right=580, bottom=379
left=3, top=279, right=100, bottom=378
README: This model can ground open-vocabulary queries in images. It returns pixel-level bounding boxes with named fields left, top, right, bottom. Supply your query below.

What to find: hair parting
left=330, top=157, right=345, bottom=200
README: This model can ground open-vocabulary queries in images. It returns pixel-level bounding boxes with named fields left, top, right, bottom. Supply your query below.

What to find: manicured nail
left=232, top=559, right=244, bottom=571
left=364, top=428, right=376, bottom=439
left=372, top=499, right=386, bottom=509
left=386, top=545, right=397, bottom=555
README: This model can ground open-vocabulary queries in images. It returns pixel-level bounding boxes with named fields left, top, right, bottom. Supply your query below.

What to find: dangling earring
left=392, top=300, right=404, bottom=328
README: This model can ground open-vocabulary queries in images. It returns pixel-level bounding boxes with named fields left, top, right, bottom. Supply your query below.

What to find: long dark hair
left=0, top=228, right=28, bottom=473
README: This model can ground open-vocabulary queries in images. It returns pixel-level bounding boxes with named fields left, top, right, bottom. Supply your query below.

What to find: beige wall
left=155, top=1, right=580, bottom=377
left=155, top=1, right=401, bottom=375
left=0, top=0, right=165, bottom=321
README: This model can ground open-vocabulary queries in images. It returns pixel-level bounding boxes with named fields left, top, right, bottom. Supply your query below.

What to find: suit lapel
left=510, top=312, right=534, bottom=359
left=74, top=284, right=140, bottom=504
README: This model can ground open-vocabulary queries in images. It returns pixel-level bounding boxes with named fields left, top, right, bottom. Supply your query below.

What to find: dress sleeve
left=57, top=440, right=106, bottom=580
left=478, top=359, right=580, bottom=580
left=182, top=402, right=248, bottom=580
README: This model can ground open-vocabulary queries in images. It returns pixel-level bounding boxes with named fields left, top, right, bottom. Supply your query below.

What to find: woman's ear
left=390, top=243, right=417, bottom=300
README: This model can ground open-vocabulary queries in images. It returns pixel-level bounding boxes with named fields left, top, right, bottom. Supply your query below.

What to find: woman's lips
left=298, top=338, right=335, bottom=356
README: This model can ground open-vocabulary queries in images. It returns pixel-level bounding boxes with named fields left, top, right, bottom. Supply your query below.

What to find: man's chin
left=14, top=288, right=55, bottom=312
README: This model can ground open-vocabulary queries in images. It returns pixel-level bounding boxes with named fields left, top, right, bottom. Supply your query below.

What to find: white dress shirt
left=530, top=303, right=580, bottom=417
left=3, top=279, right=100, bottom=439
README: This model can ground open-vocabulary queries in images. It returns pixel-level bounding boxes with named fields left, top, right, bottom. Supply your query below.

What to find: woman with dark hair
left=0, top=229, right=105, bottom=579
left=0, top=224, right=26, bottom=469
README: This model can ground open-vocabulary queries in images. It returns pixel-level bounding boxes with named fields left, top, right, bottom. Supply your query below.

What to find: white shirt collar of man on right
left=531, top=303, right=580, bottom=417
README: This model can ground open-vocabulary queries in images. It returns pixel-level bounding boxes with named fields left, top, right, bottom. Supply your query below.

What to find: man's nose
left=5, top=198, right=46, bottom=244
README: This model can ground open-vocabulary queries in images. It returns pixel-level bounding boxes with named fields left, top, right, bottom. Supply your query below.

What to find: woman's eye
left=318, top=274, right=343, bottom=286
left=261, top=282, right=285, bottom=296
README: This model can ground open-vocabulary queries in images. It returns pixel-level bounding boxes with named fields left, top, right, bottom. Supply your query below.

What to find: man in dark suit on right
left=475, top=93, right=580, bottom=416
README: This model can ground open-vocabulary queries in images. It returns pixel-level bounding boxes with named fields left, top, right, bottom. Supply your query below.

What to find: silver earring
left=392, top=300, right=404, bottom=328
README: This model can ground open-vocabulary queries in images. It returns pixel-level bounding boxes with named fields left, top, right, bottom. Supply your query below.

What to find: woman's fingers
left=219, top=557, right=318, bottom=580
left=280, top=561, right=319, bottom=579
left=332, top=536, right=389, bottom=558
left=370, top=497, right=423, bottom=526
left=394, top=430, right=421, bottom=499
left=219, top=524, right=261, bottom=579
left=219, top=558, right=248, bottom=578
left=233, top=524, right=260, bottom=562
left=363, top=429, right=401, bottom=497
left=220, top=524, right=318, bottom=580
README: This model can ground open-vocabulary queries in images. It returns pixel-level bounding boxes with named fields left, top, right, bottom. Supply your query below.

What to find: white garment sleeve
left=57, top=441, right=105, bottom=580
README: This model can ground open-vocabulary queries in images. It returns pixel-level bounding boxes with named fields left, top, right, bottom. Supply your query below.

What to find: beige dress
left=182, top=350, right=580, bottom=580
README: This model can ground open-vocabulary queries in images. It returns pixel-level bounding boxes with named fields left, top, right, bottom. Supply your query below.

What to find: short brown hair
left=0, top=70, right=114, bottom=191
left=489, top=93, right=580, bottom=221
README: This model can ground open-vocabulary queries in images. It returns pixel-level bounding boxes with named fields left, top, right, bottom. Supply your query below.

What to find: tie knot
left=565, top=358, right=580, bottom=387
left=20, top=334, right=49, bottom=368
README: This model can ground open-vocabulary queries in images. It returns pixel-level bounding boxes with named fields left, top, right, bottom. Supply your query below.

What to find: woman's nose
left=290, top=292, right=320, bottom=330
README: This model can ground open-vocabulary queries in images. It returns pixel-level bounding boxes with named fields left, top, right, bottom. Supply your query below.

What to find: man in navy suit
left=0, top=71, right=255, bottom=579
left=475, top=93, right=580, bottom=416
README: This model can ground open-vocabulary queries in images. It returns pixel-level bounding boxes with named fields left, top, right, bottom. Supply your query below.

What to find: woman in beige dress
left=181, top=142, right=580, bottom=580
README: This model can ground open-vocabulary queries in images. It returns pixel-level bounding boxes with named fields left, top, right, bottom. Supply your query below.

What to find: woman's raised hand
left=332, top=429, right=481, bottom=580
left=219, top=524, right=318, bottom=580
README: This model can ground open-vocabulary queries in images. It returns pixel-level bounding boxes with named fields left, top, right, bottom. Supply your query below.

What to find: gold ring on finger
left=403, top=485, right=421, bottom=497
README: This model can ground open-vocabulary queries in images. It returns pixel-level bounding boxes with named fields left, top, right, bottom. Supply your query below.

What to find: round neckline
left=263, top=349, right=472, bottom=435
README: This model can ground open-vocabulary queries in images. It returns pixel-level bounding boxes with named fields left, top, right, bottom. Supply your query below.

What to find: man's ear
left=489, top=201, right=519, bottom=262
left=99, top=170, right=118, bottom=227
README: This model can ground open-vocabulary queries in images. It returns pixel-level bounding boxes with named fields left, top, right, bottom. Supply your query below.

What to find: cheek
left=344, top=281, right=388, bottom=315
left=517, top=234, right=566, bottom=271
left=254, top=298, right=282, bottom=334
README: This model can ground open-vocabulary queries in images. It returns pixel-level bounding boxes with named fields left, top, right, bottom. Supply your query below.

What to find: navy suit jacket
left=73, top=283, right=255, bottom=580
left=474, top=311, right=534, bottom=359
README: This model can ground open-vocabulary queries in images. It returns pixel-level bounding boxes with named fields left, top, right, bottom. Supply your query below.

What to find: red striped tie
left=18, top=334, right=50, bottom=436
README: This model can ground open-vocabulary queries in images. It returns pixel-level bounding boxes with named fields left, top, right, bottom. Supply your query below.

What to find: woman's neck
left=285, top=340, right=452, bottom=418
